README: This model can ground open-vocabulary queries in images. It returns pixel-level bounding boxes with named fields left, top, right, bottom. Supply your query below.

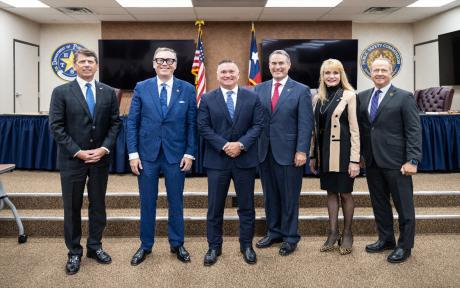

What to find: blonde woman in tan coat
left=309, top=59, right=360, bottom=255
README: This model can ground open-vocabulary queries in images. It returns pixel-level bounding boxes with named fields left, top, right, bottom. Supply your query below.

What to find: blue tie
left=369, top=89, right=381, bottom=122
left=160, top=83, right=168, bottom=117
left=85, top=83, right=95, bottom=117
left=226, top=91, right=235, bottom=120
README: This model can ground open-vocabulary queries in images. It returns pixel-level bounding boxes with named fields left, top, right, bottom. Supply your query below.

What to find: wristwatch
left=239, top=142, right=245, bottom=151
left=409, top=159, right=419, bottom=166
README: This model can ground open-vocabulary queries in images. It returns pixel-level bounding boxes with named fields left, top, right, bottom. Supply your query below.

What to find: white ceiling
left=0, top=0, right=459, bottom=24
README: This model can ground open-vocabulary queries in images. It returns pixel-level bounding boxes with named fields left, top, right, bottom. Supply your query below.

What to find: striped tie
left=226, top=91, right=235, bottom=120
left=369, top=89, right=381, bottom=122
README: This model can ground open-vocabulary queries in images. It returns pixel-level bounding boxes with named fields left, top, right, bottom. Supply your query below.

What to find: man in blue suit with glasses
left=127, top=47, right=197, bottom=266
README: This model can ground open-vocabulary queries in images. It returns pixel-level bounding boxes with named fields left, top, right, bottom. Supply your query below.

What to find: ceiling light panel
left=408, top=0, right=456, bottom=7
left=115, top=0, right=192, bottom=7
left=0, top=0, right=49, bottom=7
left=265, top=0, right=342, bottom=7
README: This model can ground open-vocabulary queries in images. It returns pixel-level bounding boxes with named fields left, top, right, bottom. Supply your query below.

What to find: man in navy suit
left=254, top=50, right=314, bottom=256
left=127, top=47, right=197, bottom=265
left=49, top=48, right=121, bottom=275
left=198, top=60, right=264, bottom=266
left=357, top=57, right=421, bottom=263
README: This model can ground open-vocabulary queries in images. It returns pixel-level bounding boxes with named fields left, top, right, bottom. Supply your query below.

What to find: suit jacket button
left=92, top=126, right=96, bottom=130
left=90, top=139, right=93, bottom=143
left=333, top=125, right=337, bottom=128
left=332, top=135, right=335, bottom=138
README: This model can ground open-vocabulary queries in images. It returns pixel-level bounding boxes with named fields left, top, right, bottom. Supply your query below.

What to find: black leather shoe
left=87, top=248, right=112, bottom=264
left=279, top=242, right=297, bottom=256
left=256, top=235, right=282, bottom=248
left=365, top=240, right=396, bottom=253
left=387, top=247, right=411, bottom=263
left=170, top=245, right=191, bottom=263
left=240, top=247, right=257, bottom=264
left=65, top=255, right=81, bottom=275
left=130, top=247, right=151, bottom=266
left=203, top=248, right=222, bottom=266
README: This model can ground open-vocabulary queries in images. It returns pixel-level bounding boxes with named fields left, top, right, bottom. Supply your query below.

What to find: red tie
left=271, top=82, right=281, bottom=112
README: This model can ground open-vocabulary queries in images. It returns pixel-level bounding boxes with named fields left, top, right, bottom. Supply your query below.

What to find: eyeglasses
left=154, top=58, right=176, bottom=65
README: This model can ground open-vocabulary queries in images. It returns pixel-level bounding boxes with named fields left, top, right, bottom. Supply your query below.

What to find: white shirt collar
left=76, top=76, right=96, bottom=89
left=374, top=83, right=392, bottom=97
left=220, top=86, right=238, bottom=97
left=157, top=76, right=173, bottom=88
left=272, top=76, right=289, bottom=87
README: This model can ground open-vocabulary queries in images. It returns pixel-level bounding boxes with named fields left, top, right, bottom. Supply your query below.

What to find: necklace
left=320, top=88, right=342, bottom=114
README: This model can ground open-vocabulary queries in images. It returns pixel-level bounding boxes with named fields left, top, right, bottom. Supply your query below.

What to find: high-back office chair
left=414, top=87, right=454, bottom=112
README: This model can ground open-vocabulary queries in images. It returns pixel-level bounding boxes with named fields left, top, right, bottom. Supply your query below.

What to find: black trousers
left=59, top=156, right=109, bottom=256
left=259, top=149, right=303, bottom=244
left=366, top=165, right=416, bottom=249
left=206, top=167, right=256, bottom=249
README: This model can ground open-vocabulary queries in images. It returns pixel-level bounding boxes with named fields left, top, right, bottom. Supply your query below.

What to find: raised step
left=6, top=191, right=460, bottom=209
left=1, top=207, right=459, bottom=236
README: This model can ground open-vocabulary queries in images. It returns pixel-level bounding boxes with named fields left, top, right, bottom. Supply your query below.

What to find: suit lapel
left=325, top=88, right=343, bottom=125
left=262, top=81, right=272, bottom=113
left=215, top=89, right=233, bottom=124
left=93, top=81, right=105, bottom=120
left=70, top=80, right=92, bottom=120
left=365, top=89, right=373, bottom=123
left=165, top=77, right=182, bottom=117
left=272, top=78, right=293, bottom=117
left=147, top=77, right=162, bottom=117
left=232, top=87, right=243, bottom=125
left=374, top=85, right=396, bottom=122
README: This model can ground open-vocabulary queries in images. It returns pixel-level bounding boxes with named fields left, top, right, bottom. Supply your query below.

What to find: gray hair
left=269, top=50, right=291, bottom=64
left=153, top=47, right=177, bottom=60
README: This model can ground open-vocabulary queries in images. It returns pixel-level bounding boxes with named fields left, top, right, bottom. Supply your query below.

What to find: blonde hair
left=317, top=59, right=355, bottom=104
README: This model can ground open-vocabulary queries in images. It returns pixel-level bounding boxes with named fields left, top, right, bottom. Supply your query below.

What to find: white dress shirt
left=368, top=83, right=392, bottom=114
left=271, top=76, right=289, bottom=98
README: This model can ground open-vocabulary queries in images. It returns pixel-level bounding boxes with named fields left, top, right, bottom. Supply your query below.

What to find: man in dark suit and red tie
left=127, top=47, right=197, bottom=266
left=357, top=57, right=422, bottom=263
left=49, top=48, right=121, bottom=275
left=198, top=60, right=264, bottom=266
left=254, top=50, right=314, bottom=256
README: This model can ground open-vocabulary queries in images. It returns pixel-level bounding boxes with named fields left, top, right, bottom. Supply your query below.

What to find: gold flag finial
left=251, top=22, right=255, bottom=31
left=195, top=20, right=205, bottom=29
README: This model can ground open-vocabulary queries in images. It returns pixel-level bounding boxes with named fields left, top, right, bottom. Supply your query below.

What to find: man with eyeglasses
left=127, top=47, right=197, bottom=266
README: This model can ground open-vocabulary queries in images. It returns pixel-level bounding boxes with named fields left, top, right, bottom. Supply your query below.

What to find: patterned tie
left=226, top=90, right=235, bottom=120
left=85, top=83, right=95, bottom=117
left=160, top=83, right=168, bottom=117
left=369, top=89, right=382, bottom=122
left=271, top=82, right=281, bottom=112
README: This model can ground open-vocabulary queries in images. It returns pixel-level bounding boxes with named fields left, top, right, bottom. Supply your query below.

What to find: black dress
left=317, top=86, right=354, bottom=193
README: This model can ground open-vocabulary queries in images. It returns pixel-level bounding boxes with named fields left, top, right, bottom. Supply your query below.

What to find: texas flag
left=248, top=23, right=261, bottom=86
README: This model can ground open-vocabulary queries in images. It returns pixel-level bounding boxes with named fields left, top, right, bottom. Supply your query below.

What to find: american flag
left=191, top=27, right=206, bottom=104
left=248, top=23, right=261, bottom=86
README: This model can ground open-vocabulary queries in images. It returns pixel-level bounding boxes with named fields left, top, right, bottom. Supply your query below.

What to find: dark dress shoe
left=170, top=245, right=191, bottom=263
left=365, top=240, right=396, bottom=253
left=256, top=235, right=282, bottom=249
left=279, top=242, right=297, bottom=256
left=87, top=248, right=112, bottom=264
left=387, top=247, right=411, bottom=263
left=130, top=247, right=151, bottom=266
left=203, top=248, right=222, bottom=266
left=66, top=255, right=81, bottom=275
left=241, top=247, right=257, bottom=264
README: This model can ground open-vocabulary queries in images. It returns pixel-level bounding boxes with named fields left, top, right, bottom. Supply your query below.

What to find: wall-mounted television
left=439, top=30, right=460, bottom=86
left=261, top=39, right=358, bottom=89
left=98, top=40, right=195, bottom=90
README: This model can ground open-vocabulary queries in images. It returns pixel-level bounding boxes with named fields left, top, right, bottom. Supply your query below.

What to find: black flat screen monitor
left=98, top=40, right=195, bottom=90
left=261, top=39, right=358, bottom=89
left=439, top=30, right=460, bottom=86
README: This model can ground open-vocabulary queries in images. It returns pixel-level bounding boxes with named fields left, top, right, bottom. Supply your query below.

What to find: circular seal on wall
left=360, top=42, right=402, bottom=78
left=51, top=43, right=86, bottom=81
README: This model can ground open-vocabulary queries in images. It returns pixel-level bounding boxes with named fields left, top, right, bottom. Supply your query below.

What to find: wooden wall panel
left=102, top=21, right=352, bottom=91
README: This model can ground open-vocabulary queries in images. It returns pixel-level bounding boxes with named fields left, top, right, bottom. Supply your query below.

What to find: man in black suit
left=198, top=60, right=264, bottom=266
left=357, top=57, right=422, bottom=263
left=254, top=50, right=313, bottom=256
left=49, top=48, right=121, bottom=275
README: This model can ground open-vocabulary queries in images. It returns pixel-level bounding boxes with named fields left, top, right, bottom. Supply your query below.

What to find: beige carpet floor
left=1, top=171, right=459, bottom=193
left=0, top=235, right=459, bottom=288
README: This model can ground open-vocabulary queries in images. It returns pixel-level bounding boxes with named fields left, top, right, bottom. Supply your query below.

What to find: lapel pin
left=176, top=89, right=180, bottom=93
left=389, top=92, right=394, bottom=96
